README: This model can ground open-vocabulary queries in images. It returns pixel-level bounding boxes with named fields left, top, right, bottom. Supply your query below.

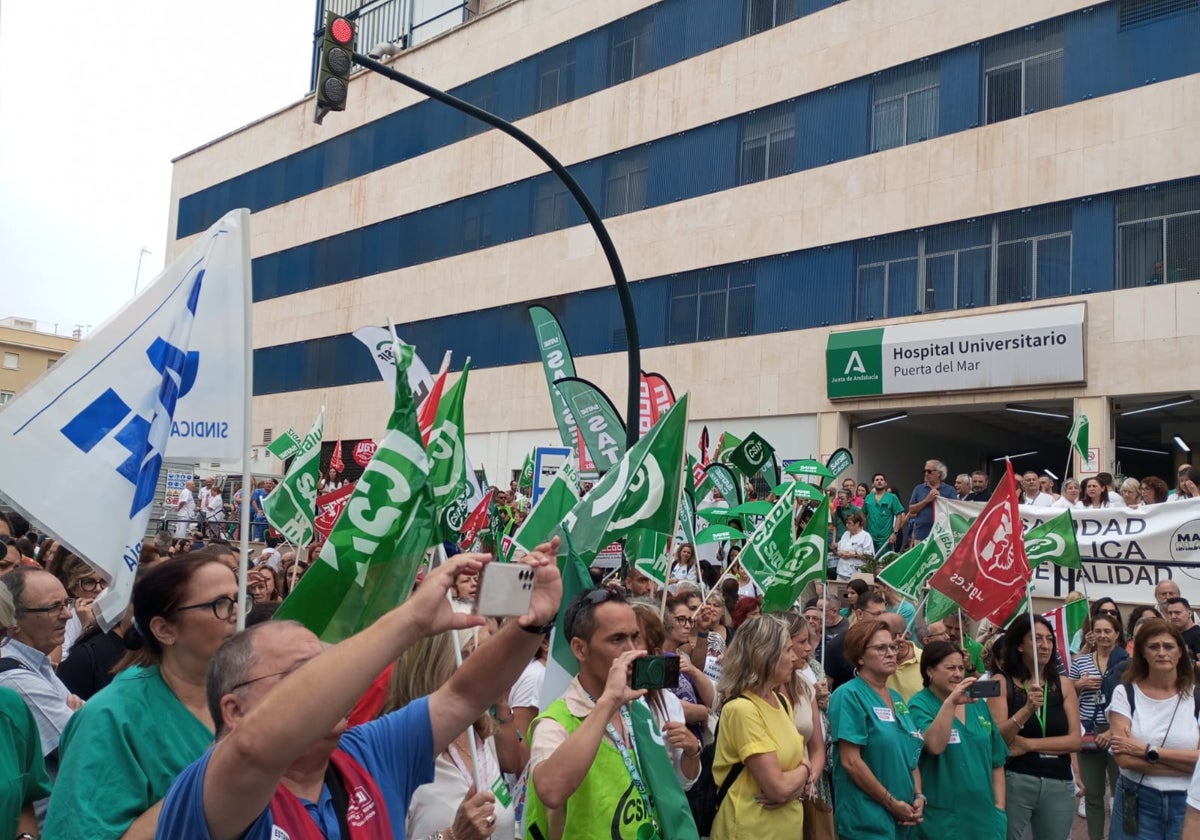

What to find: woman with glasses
left=1105, top=617, right=1200, bottom=840
left=54, top=553, right=107, bottom=662
left=44, top=552, right=243, bottom=838
left=664, top=595, right=715, bottom=744
left=985, top=614, right=1081, bottom=840
left=828, top=618, right=926, bottom=839
left=909, top=642, right=1007, bottom=840
left=1068, top=611, right=1126, bottom=840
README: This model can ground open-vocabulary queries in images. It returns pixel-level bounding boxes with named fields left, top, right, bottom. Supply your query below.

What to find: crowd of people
left=3, top=456, right=1200, bottom=840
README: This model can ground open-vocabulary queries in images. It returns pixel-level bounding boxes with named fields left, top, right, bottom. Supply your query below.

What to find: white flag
left=0, top=209, right=250, bottom=628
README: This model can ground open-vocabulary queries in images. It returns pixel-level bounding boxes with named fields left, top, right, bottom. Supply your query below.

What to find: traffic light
left=315, top=11, right=356, bottom=123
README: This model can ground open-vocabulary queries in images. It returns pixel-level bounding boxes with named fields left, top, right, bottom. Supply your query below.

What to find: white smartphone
left=473, top=562, right=536, bottom=618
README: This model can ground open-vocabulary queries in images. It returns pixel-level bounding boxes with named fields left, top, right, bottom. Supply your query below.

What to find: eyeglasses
left=1097, top=609, right=1119, bottom=616
left=76, top=577, right=108, bottom=594
left=866, top=643, right=900, bottom=655
left=672, top=615, right=696, bottom=626
left=923, top=468, right=938, bottom=473
left=175, top=594, right=249, bottom=620
left=18, top=599, right=73, bottom=616
left=229, top=657, right=313, bottom=692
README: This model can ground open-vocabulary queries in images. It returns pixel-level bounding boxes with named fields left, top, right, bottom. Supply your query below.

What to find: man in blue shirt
left=250, top=479, right=272, bottom=541
left=156, top=541, right=563, bottom=840
left=906, top=459, right=957, bottom=547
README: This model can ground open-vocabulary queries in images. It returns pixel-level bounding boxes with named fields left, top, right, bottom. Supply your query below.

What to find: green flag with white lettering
left=266, top=427, right=302, bottom=461
left=1025, top=510, right=1082, bottom=570
left=739, top=487, right=828, bottom=612
left=553, top=395, right=688, bottom=566
left=517, top=451, right=535, bottom=496
left=728, top=431, right=775, bottom=479
left=262, top=408, right=323, bottom=546
left=275, top=342, right=436, bottom=644
left=554, top=376, right=626, bottom=475
left=427, top=361, right=471, bottom=542
left=509, top=458, right=580, bottom=559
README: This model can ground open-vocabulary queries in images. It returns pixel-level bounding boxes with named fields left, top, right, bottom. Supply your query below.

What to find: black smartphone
left=967, top=679, right=1002, bottom=699
left=631, top=654, right=681, bottom=690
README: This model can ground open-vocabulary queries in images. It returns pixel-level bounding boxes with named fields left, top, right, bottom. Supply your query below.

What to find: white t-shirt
left=1188, top=748, right=1200, bottom=810
left=1022, top=492, right=1055, bottom=507
left=1050, top=497, right=1082, bottom=510
left=1106, top=683, right=1200, bottom=791
left=737, top=578, right=762, bottom=598
left=508, top=658, right=545, bottom=712
left=405, top=735, right=515, bottom=840
left=177, top=487, right=195, bottom=518
left=835, top=530, right=875, bottom=580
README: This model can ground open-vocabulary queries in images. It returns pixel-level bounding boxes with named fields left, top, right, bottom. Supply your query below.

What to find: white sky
left=0, top=1, right=312, bottom=336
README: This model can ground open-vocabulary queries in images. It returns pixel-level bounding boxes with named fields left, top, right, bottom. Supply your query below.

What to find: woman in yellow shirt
left=712, top=614, right=810, bottom=839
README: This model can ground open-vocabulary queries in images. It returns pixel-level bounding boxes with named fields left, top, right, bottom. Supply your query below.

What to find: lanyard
left=587, top=694, right=661, bottom=837
left=1024, top=681, right=1048, bottom=736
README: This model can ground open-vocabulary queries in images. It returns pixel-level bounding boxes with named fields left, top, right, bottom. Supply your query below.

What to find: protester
left=829, top=618, right=925, bottom=838
left=624, top=565, right=656, bottom=599
left=985, top=613, right=1081, bottom=840
left=694, top=592, right=732, bottom=680
left=1126, top=605, right=1160, bottom=646
left=909, top=641, right=1007, bottom=839
left=175, top=479, right=197, bottom=539
left=662, top=597, right=716, bottom=742
left=1080, top=476, right=1109, bottom=509
left=907, top=460, right=956, bottom=546
left=155, top=544, right=560, bottom=839
left=1119, top=477, right=1143, bottom=508
left=669, top=542, right=700, bottom=588
left=1051, top=477, right=1083, bottom=509
left=44, top=553, right=241, bottom=838
left=1106, top=617, right=1200, bottom=840
left=1141, top=475, right=1170, bottom=504
left=781, top=612, right=834, bottom=839
left=524, top=586, right=698, bottom=840
left=508, top=634, right=548, bottom=770
left=1155, top=579, right=1181, bottom=611
left=711, top=614, right=810, bottom=839
left=54, top=552, right=107, bottom=661
left=883, top=586, right=917, bottom=630
left=882, top=612, right=923, bottom=702
left=834, top=511, right=874, bottom=580
left=1163, top=596, right=1200, bottom=661
left=384, top=629, right=517, bottom=840
left=731, top=595, right=761, bottom=630
left=247, top=566, right=281, bottom=605
left=841, top=578, right=869, bottom=619
left=1019, top=472, right=1053, bottom=507
left=965, top=471, right=992, bottom=502
left=1068, top=611, right=1126, bottom=840
left=57, top=590, right=130, bottom=701
left=733, top=560, right=761, bottom=598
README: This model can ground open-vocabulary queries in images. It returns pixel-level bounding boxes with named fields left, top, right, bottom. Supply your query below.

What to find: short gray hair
left=206, top=621, right=303, bottom=737
left=927, top=460, right=947, bottom=479
left=0, top=581, right=14, bottom=627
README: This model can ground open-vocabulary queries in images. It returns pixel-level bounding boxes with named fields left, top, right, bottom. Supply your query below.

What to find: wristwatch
left=1146, top=745, right=1160, bottom=764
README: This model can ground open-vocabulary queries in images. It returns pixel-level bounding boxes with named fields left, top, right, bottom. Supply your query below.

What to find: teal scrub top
left=43, top=664, right=214, bottom=838
left=829, top=677, right=924, bottom=840
left=0, top=686, right=50, bottom=837
left=908, top=688, right=1008, bottom=840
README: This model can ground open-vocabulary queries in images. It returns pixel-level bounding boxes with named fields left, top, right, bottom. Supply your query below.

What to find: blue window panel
left=887, top=259, right=919, bottom=316
left=859, top=233, right=919, bottom=265
left=856, top=265, right=885, bottom=321
left=925, top=254, right=957, bottom=312
left=958, top=247, right=992, bottom=309
left=926, top=218, right=992, bottom=253
left=1071, top=198, right=1116, bottom=293
left=938, top=47, right=984, bottom=133
left=997, top=241, right=1034, bottom=304
left=794, top=81, right=869, bottom=171
left=1037, top=235, right=1073, bottom=298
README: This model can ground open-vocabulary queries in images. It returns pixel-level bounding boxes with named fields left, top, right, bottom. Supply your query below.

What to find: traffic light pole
left=352, top=52, right=642, bottom=451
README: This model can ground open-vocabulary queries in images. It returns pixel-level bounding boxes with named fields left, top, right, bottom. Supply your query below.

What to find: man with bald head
left=882, top=612, right=923, bottom=701
left=157, top=542, right=562, bottom=839
left=1155, top=579, right=1181, bottom=611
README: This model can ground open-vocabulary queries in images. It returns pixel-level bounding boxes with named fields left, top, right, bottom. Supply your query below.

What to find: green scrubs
left=909, top=688, right=1008, bottom=840
left=0, top=686, right=50, bottom=838
left=43, top=664, right=214, bottom=838
left=829, top=677, right=924, bottom=840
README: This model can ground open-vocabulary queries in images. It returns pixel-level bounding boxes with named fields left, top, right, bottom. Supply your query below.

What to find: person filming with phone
left=908, top=641, right=1008, bottom=839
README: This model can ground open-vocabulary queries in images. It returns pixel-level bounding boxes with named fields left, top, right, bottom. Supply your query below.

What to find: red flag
left=929, top=461, right=1031, bottom=622
left=418, top=368, right=448, bottom=445
left=699, top=425, right=710, bottom=466
left=574, top=426, right=596, bottom=474
left=329, top=440, right=344, bottom=474
left=458, top=488, right=496, bottom=550
left=638, top=371, right=677, bottom=436
left=314, top=481, right=355, bottom=539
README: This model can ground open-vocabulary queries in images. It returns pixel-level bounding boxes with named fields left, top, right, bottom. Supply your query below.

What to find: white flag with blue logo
left=0, top=209, right=250, bottom=628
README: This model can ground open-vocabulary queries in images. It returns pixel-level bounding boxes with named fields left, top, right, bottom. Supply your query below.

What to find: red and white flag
left=458, top=489, right=495, bottom=550
left=418, top=368, right=448, bottom=445
left=930, top=461, right=1031, bottom=621
left=329, top=439, right=344, bottom=474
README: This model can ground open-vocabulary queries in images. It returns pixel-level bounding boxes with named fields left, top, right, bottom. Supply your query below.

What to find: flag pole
left=435, top=541, right=484, bottom=791
left=1024, top=582, right=1040, bottom=688
left=236, top=209, right=254, bottom=632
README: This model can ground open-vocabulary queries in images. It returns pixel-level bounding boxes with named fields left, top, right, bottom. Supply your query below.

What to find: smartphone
left=631, top=654, right=681, bottom=691
left=473, top=563, right=535, bottom=618
left=967, top=679, right=1001, bottom=699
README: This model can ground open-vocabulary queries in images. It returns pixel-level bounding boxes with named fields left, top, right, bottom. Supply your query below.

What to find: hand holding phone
left=631, top=654, right=681, bottom=690
left=473, top=563, right=536, bottom=618
left=967, top=679, right=1001, bottom=700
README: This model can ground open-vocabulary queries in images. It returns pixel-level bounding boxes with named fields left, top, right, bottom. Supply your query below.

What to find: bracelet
left=683, top=744, right=702, bottom=758
left=521, top=615, right=556, bottom=635
left=914, top=793, right=927, bottom=802
left=17, top=834, right=38, bottom=840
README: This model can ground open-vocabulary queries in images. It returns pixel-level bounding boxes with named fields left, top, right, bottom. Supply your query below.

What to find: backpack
left=686, top=692, right=789, bottom=835
left=0, top=658, right=29, bottom=675
left=1122, top=682, right=1200, bottom=718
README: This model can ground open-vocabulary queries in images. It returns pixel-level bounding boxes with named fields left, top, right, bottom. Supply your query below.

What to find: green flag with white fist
left=427, top=360, right=471, bottom=542
left=262, top=408, right=324, bottom=546
left=728, top=431, right=775, bottom=479
left=509, top=457, right=580, bottom=559
left=553, top=395, right=689, bottom=566
left=275, top=342, right=436, bottom=644
left=1025, top=510, right=1082, bottom=570
left=739, top=487, right=828, bottom=613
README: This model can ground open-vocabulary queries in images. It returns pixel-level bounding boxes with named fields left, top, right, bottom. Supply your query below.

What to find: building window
left=924, top=246, right=991, bottom=312
left=537, top=45, right=576, bottom=111
left=997, top=234, right=1072, bottom=303
left=1117, top=183, right=1200, bottom=288
left=668, top=268, right=755, bottom=344
left=2, top=352, right=17, bottom=370
left=740, top=107, right=795, bottom=185
left=984, top=28, right=1064, bottom=124
left=609, top=13, right=653, bottom=85
left=531, top=180, right=571, bottom=235
left=856, top=258, right=919, bottom=320
left=871, top=66, right=940, bottom=152
left=462, top=208, right=493, bottom=252
left=745, top=0, right=800, bottom=36
left=0, top=391, right=12, bottom=406
left=1120, top=0, right=1199, bottom=29
left=604, top=152, right=648, bottom=217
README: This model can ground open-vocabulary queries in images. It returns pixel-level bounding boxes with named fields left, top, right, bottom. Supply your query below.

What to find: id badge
left=492, top=774, right=513, bottom=808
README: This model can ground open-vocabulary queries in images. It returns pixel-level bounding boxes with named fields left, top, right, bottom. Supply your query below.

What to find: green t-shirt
left=43, top=664, right=213, bottom=838
left=863, top=491, right=905, bottom=547
left=908, top=688, right=1008, bottom=840
left=0, top=685, right=50, bottom=838
left=829, top=677, right=923, bottom=840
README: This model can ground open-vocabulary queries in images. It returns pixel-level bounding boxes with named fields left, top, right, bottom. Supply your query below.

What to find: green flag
left=703, top=463, right=741, bottom=505
left=266, top=427, right=302, bottom=461
left=876, top=538, right=944, bottom=602
left=275, top=343, right=436, bottom=644
left=427, top=361, right=471, bottom=542
left=628, top=529, right=673, bottom=587
left=677, top=488, right=697, bottom=548
left=554, top=376, right=626, bottom=475
left=713, top=431, right=742, bottom=464
left=262, top=408, right=323, bottom=546
left=553, top=395, right=688, bottom=566
left=740, top=488, right=828, bottom=612
left=687, top=454, right=714, bottom=500
left=529, top=305, right=581, bottom=452
left=1068, top=413, right=1089, bottom=459
left=924, top=589, right=960, bottom=624
left=963, top=634, right=987, bottom=674
left=728, top=431, right=776, bottom=478
left=509, top=458, right=580, bottom=559
left=517, top=451, right=535, bottom=496
left=1025, top=510, right=1082, bottom=570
